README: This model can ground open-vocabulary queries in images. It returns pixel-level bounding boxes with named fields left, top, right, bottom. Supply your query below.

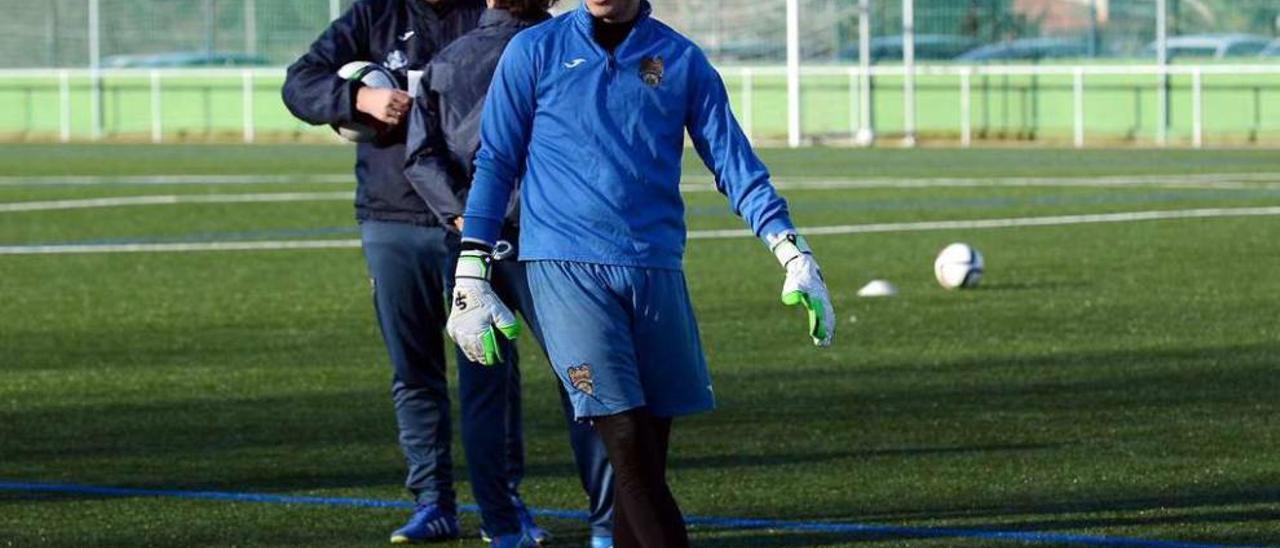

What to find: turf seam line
left=3, top=175, right=1277, bottom=214
left=688, top=206, right=1280, bottom=239
left=0, top=192, right=353, bottom=212
left=0, top=239, right=363, bottom=254
left=678, top=173, right=1280, bottom=192
left=6, top=186, right=1280, bottom=215
left=0, top=175, right=356, bottom=186
left=3, top=206, right=1280, bottom=255
left=2, top=172, right=1278, bottom=189
left=0, top=481, right=1238, bottom=547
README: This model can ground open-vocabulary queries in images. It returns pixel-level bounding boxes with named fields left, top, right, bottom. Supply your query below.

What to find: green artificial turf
left=1, top=146, right=1278, bottom=546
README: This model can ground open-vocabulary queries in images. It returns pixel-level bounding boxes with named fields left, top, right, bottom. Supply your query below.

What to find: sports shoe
left=513, top=497, right=551, bottom=544
left=590, top=535, right=614, bottom=548
left=481, top=497, right=551, bottom=544
left=389, top=503, right=459, bottom=544
left=490, top=532, right=540, bottom=548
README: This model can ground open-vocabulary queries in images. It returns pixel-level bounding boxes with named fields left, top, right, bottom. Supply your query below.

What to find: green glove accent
left=478, top=318, right=522, bottom=366
left=498, top=320, right=522, bottom=341
left=782, top=290, right=827, bottom=342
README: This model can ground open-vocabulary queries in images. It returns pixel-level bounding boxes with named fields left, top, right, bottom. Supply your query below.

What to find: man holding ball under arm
left=284, top=0, right=491, bottom=543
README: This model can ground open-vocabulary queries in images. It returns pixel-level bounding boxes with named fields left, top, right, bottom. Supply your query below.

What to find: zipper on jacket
left=583, top=17, right=638, bottom=76
left=583, top=34, right=618, bottom=75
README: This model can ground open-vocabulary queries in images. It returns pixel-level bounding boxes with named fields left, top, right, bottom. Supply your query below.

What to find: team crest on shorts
left=639, top=56, right=664, bottom=87
left=567, top=364, right=594, bottom=395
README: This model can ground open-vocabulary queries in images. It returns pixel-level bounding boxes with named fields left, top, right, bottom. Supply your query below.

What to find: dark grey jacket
left=283, top=0, right=485, bottom=226
left=404, top=8, right=550, bottom=231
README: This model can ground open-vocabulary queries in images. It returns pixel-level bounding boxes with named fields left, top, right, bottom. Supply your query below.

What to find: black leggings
left=592, top=408, right=689, bottom=548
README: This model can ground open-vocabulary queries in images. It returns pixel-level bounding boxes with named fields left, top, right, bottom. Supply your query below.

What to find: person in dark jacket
left=404, top=1, right=615, bottom=547
left=281, top=0, right=515, bottom=543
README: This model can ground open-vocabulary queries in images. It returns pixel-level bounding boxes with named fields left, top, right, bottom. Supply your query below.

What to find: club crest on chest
left=385, top=50, right=408, bottom=72
left=640, top=56, right=664, bottom=88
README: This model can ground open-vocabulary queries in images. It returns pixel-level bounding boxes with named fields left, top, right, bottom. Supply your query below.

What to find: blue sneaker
left=490, top=532, right=540, bottom=548
left=389, top=503, right=459, bottom=544
left=590, top=535, right=614, bottom=548
left=478, top=496, right=550, bottom=545
left=513, top=497, right=551, bottom=544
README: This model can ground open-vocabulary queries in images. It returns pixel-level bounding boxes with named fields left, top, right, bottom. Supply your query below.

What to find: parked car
left=102, top=52, right=270, bottom=69
left=1142, top=34, right=1273, bottom=60
left=955, top=38, right=1089, bottom=62
left=838, top=35, right=981, bottom=62
left=1261, top=39, right=1280, bottom=57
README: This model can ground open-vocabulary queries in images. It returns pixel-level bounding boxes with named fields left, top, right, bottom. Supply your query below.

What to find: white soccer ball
left=332, top=61, right=400, bottom=142
left=934, top=243, right=984, bottom=290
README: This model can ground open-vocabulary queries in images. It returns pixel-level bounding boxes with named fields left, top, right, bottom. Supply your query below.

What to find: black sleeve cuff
left=460, top=239, right=493, bottom=253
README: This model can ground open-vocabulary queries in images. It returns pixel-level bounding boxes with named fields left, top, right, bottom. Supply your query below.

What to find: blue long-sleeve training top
left=461, top=1, right=794, bottom=271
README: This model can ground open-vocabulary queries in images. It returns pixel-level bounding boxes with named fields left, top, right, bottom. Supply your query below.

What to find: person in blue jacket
left=403, top=0, right=615, bottom=547
left=282, top=0, right=554, bottom=543
left=443, top=0, right=837, bottom=545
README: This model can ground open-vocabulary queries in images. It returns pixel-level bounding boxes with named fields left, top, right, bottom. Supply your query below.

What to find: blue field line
left=0, top=481, right=1239, bottom=547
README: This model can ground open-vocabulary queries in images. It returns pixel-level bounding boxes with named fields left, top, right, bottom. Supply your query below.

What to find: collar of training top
left=573, top=0, right=652, bottom=35
left=410, top=0, right=457, bottom=20
left=478, top=7, right=550, bottom=29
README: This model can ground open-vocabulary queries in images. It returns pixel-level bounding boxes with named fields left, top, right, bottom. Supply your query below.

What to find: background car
left=1142, top=34, right=1273, bottom=60
left=102, top=51, right=271, bottom=69
left=1261, top=39, right=1280, bottom=57
left=955, top=37, right=1090, bottom=62
left=838, top=35, right=981, bottom=62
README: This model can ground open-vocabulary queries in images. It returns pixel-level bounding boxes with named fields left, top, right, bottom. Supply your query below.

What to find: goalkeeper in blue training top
left=446, top=0, right=836, bottom=545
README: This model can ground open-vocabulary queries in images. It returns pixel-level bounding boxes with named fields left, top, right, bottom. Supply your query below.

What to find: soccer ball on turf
left=934, top=243, right=984, bottom=290
left=332, top=61, right=400, bottom=142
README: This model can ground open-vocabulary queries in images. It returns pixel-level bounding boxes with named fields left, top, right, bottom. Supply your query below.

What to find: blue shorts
left=526, top=260, right=715, bottom=420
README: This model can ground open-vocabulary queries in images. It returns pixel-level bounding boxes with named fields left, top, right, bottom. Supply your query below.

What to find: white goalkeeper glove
left=769, top=232, right=836, bottom=347
left=446, top=249, right=521, bottom=365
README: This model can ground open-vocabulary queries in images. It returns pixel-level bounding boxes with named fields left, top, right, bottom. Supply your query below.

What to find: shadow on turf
left=982, top=506, right=1280, bottom=533
left=682, top=497, right=1280, bottom=546
left=656, top=443, right=1062, bottom=472
left=693, top=530, right=897, bottom=546
left=970, top=281, right=1090, bottom=292
left=3, top=342, right=1277, bottom=544
left=722, top=486, right=1280, bottom=544
left=854, top=487, right=1280, bottom=525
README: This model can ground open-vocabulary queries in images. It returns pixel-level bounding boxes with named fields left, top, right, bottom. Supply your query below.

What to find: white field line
left=3, top=173, right=1280, bottom=214
left=4, top=206, right=1279, bottom=256
left=2, top=171, right=1279, bottom=189
left=0, top=174, right=353, bottom=186
left=0, top=192, right=352, bottom=212
left=0, top=240, right=362, bottom=255
left=683, top=173, right=1280, bottom=192
left=686, top=206, right=1280, bottom=239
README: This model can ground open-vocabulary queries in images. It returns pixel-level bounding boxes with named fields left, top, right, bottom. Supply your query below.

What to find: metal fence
left=1, top=0, right=1278, bottom=146
left=4, top=63, right=1277, bottom=146
left=0, top=0, right=358, bottom=68
left=4, top=0, right=1276, bottom=68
